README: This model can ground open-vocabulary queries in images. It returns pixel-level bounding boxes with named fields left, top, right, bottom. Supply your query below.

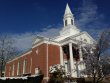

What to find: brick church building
left=5, top=4, right=95, bottom=82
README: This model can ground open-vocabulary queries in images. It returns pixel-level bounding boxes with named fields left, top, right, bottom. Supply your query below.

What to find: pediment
left=69, top=31, right=96, bottom=44
left=32, top=36, right=45, bottom=45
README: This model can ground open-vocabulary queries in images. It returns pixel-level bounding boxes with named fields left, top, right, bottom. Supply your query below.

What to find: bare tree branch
left=0, top=34, right=18, bottom=77
left=82, top=29, right=110, bottom=83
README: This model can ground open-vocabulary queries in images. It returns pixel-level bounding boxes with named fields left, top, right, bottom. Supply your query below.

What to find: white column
left=79, top=46, right=83, bottom=61
left=60, top=46, right=64, bottom=65
left=79, top=46, right=85, bottom=77
left=69, top=43, right=74, bottom=77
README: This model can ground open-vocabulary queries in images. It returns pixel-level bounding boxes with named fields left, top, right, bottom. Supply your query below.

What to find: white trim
left=83, top=31, right=96, bottom=43
left=46, top=43, right=49, bottom=81
left=9, top=66, right=11, bottom=76
left=32, top=40, right=60, bottom=49
left=7, top=40, right=59, bottom=64
left=30, top=57, right=32, bottom=73
left=7, top=51, right=32, bottom=64
left=60, top=39, right=77, bottom=46
left=17, top=61, right=20, bottom=76
left=32, top=41, right=47, bottom=48
left=69, top=43, right=74, bottom=76
left=23, top=59, right=27, bottom=74
left=69, top=43, right=77, bottom=77
left=12, top=64, right=15, bottom=76
left=43, top=77, right=49, bottom=80
left=60, top=46, right=64, bottom=65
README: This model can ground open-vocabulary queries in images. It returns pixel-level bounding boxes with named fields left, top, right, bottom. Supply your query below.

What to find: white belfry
left=58, top=3, right=80, bottom=39
left=63, top=3, right=74, bottom=26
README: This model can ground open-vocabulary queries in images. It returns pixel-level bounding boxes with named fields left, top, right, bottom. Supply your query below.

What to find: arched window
left=65, top=20, right=67, bottom=26
left=71, top=19, right=73, bottom=25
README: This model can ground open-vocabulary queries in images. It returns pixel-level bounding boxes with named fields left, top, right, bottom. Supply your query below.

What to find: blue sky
left=0, top=0, right=110, bottom=51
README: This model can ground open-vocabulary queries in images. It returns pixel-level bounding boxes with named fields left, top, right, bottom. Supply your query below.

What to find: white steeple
left=53, top=3, right=81, bottom=41
left=64, top=3, right=72, bottom=15
left=63, top=3, right=74, bottom=27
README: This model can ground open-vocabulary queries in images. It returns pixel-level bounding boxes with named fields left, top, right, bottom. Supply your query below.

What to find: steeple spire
left=64, top=3, right=72, bottom=15
left=63, top=3, right=74, bottom=27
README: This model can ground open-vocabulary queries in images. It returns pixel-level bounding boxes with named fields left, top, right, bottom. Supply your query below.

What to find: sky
left=0, top=0, right=110, bottom=51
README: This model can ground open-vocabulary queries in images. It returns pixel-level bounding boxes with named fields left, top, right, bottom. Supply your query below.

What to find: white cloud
left=75, top=0, right=108, bottom=37
left=12, top=33, right=35, bottom=51
left=76, top=0, right=100, bottom=26
left=38, top=27, right=61, bottom=38
left=12, top=26, right=61, bottom=51
left=12, top=0, right=108, bottom=51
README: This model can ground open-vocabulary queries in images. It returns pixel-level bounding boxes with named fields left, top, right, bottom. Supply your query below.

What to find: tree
left=82, top=29, right=110, bottom=83
left=48, top=64, right=65, bottom=83
left=0, top=34, right=17, bottom=77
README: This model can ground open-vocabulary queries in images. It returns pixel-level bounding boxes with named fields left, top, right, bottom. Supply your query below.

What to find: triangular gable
left=69, top=31, right=96, bottom=44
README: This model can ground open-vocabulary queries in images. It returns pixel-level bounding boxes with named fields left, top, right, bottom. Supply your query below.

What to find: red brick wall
left=31, top=43, right=47, bottom=77
left=48, top=44, right=60, bottom=67
left=5, top=53, right=32, bottom=77
left=5, top=63, right=9, bottom=76
left=5, top=43, right=61, bottom=78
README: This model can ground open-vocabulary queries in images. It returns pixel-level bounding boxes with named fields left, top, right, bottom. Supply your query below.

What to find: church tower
left=63, top=3, right=74, bottom=26
left=58, top=3, right=80, bottom=38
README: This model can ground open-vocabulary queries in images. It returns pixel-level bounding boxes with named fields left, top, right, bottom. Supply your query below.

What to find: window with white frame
left=30, top=58, right=32, bottom=73
left=12, top=64, right=15, bottom=76
left=9, top=66, right=11, bottom=76
left=17, top=61, right=21, bottom=75
left=23, top=59, right=27, bottom=74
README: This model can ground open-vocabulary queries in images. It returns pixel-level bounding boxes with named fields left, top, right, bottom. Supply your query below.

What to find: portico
left=59, top=38, right=84, bottom=77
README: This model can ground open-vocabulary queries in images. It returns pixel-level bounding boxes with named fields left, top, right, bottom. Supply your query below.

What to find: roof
left=64, top=3, right=72, bottom=15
